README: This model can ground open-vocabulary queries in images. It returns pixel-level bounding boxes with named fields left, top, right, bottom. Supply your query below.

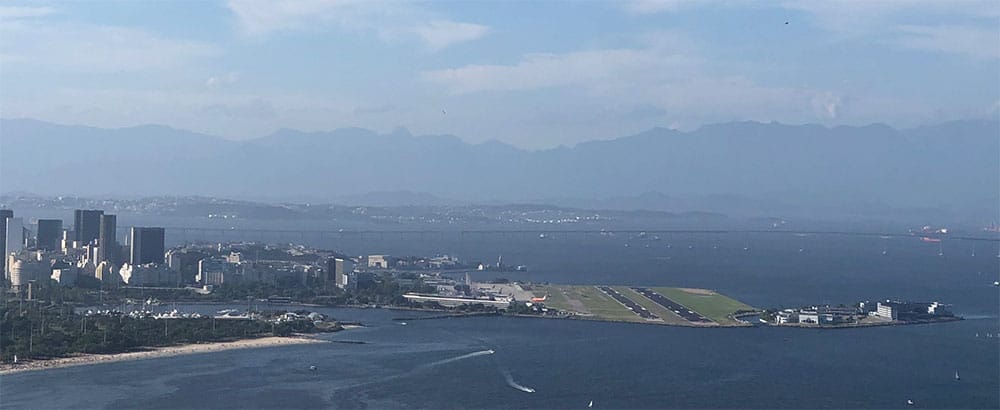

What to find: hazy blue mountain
left=1, top=118, right=996, bottom=220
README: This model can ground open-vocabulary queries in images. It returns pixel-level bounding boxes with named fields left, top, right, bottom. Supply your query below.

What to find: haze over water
left=3, top=228, right=997, bottom=409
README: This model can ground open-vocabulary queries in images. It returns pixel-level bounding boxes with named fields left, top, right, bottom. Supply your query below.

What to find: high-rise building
left=129, top=227, right=165, bottom=265
left=0, top=209, right=12, bottom=273
left=327, top=257, right=354, bottom=289
left=4, top=217, right=24, bottom=278
left=98, top=214, right=118, bottom=264
left=74, top=210, right=104, bottom=244
left=36, top=219, right=63, bottom=251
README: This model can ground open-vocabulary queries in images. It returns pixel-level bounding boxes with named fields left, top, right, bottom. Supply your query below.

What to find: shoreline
left=0, top=335, right=327, bottom=376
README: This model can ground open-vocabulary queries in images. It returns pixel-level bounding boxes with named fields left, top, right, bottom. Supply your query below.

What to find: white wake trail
left=423, top=349, right=495, bottom=368
left=503, top=370, right=536, bottom=393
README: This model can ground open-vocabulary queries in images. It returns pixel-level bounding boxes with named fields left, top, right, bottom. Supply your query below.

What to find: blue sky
left=1, top=0, right=997, bottom=148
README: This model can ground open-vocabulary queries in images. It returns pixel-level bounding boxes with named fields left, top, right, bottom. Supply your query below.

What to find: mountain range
left=1, top=118, right=997, bottom=221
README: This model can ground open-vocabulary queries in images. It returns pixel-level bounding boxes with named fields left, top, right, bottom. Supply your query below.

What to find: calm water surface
left=2, top=229, right=998, bottom=409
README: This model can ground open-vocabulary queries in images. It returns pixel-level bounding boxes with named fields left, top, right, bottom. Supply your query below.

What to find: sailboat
left=588, top=400, right=594, bottom=408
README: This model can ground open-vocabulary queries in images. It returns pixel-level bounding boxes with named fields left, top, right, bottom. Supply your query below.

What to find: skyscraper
left=129, top=227, right=165, bottom=265
left=4, top=217, right=24, bottom=277
left=98, top=214, right=118, bottom=264
left=0, top=209, right=12, bottom=273
left=74, top=210, right=104, bottom=244
left=36, top=219, right=63, bottom=251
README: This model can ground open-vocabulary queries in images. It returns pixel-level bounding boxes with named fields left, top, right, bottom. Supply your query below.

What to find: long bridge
left=116, top=226, right=1000, bottom=242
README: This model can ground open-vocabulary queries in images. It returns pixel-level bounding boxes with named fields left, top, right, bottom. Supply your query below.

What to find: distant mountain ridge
left=1, top=118, right=997, bottom=220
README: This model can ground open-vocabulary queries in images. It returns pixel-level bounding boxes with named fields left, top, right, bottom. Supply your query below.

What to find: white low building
left=875, top=302, right=898, bottom=320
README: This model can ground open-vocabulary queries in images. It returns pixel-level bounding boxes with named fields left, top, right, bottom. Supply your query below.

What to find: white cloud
left=623, top=0, right=1000, bottom=59
left=206, top=72, right=241, bottom=87
left=0, top=6, right=56, bottom=20
left=784, top=0, right=998, bottom=59
left=423, top=47, right=697, bottom=94
left=420, top=31, right=938, bottom=142
left=623, top=0, right=705, bottom=14
left=893, top=25, right=999, bottom=59
left=225, top=0, right=488, bottom=50
left=411, top=20, right=489, bottom=51
left=1, top=22, right=217, bottom=72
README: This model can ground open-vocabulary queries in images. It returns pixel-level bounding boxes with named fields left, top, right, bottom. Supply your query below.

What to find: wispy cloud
left=893, top=25, right=999, bottom=59
left=206, top=72, right=241, bottom=87
left=1, top=22, right=217, bottom=72
left=225, top=0, right=488, bottom=50
left=624, top=0, right=999, bottom=59
left=0, top=6, right=56, bottom=20
left=622, top=0, right=715, bottom=14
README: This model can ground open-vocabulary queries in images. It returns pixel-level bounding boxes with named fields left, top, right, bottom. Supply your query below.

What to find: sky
left=0, top=0, right=997, bottom=149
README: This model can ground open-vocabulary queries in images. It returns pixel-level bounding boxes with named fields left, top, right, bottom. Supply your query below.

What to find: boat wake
left=503, top=370, right=536, bottom=393
left=423, top=349, right=495, bottom=368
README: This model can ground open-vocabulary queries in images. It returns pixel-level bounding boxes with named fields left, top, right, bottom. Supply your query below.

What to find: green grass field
left=652, top=287, right=755, bottom=325
left=613, top=286, right=688, bottom=325
left=531, top=284, right=649, bottom=322
left=529, top=284, right=755, bottom=326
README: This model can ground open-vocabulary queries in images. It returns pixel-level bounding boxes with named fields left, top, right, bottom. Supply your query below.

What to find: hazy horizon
left=1, top=1, right=998, bottom=149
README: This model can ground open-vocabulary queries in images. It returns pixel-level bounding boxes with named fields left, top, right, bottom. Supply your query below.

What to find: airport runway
left=631, top=287, right=712, bottom=323
left=597, top=286, right=659, bottom=320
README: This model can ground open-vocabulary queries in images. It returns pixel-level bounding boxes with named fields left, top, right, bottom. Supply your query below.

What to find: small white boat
left=588, top=400, right=594, bottom=408
left=954, top=370, right=960, bottom=381
left=907, top=399, right=914, bottom=406
left=309, top=365, right=317, bottom=371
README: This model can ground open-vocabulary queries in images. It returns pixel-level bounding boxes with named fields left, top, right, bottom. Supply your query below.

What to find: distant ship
left=955, top=370, right=960, bottom=381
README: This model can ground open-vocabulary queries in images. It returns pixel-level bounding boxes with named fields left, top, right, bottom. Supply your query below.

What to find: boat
left=955, top=370, right=960, bottom=381
left=538, top=233, right=547, bottom=239
left=993, top=281, right=999, bottom=287
left=487, top=349, right=495, bottom=354
left=588, top=400, right=594, bottom=408
left=309, top=365, right=317, bottom=371
left=907, top=399, right=914, bottom=406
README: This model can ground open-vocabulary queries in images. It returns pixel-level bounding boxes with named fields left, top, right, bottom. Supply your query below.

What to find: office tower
left=98, top=214, right=118, bottom=264
left=74, top=210, right=104, bottom=244
left=129, top=227, right=165, bottom=265
left=36, top=219, right=63, bottom=251
left=4, top=217, right=24, bottom=277
left=327, top=257, right=354, bottom=289
left=0, top=209, right=12, bottom=273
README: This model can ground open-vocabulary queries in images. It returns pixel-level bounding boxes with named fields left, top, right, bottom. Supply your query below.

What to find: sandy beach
left=0, top=335, right=327, bottom=375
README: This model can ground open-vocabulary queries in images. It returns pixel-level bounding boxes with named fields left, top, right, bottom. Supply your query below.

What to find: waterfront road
left=597, top=286, right=659, bottom=320
left=631, top=287, right=712, bottom=324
